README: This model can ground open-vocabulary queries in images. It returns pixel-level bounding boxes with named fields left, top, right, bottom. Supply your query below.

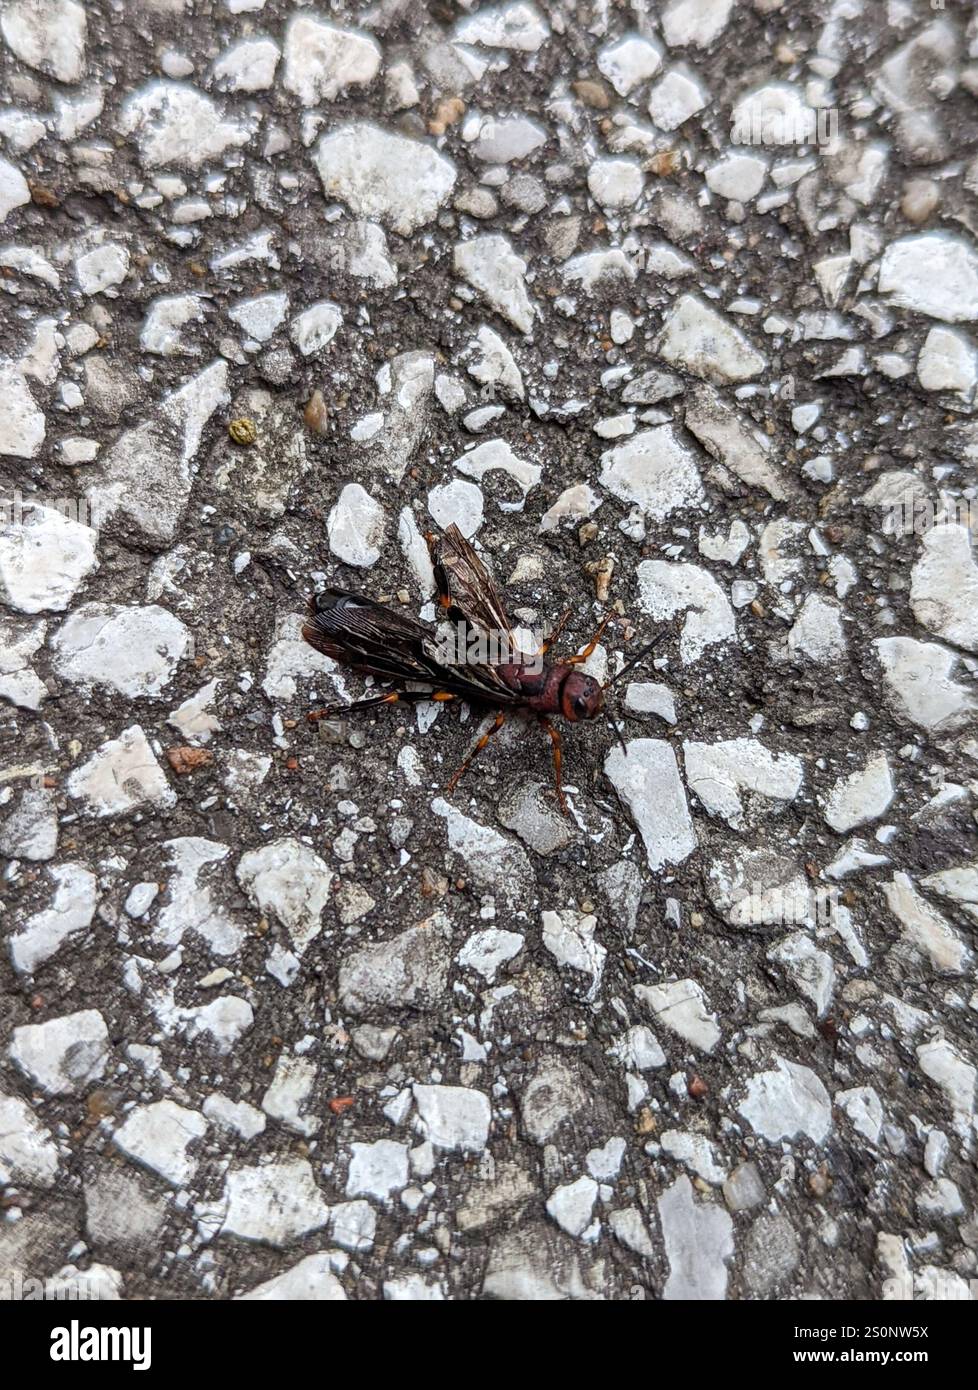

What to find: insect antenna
left=605, top=633, right=665, bottom=689
left=609, top=715, right=629, bottom=755
left=604, top=633, right=666, bottom=758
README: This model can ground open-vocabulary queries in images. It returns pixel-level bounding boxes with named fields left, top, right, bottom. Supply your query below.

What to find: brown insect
left=301, top=524, right=661, bottom=814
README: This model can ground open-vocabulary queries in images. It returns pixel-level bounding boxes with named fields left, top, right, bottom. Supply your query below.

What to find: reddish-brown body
left=496, top=661, right=605, bottom=723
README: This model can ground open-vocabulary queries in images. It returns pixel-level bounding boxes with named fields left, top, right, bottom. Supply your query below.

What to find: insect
left=301, top=524, right=661, bottom=814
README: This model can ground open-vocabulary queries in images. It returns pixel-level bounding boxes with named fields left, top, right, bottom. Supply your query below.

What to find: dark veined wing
left=302, top=590, right=522, bottom=704
left=434, top=524, right=514, bottom=645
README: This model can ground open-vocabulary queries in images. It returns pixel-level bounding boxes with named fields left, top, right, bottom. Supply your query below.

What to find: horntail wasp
left=301, top=524, right=662, bottom=815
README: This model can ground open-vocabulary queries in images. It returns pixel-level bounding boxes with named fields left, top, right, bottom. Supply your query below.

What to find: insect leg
left=308, top=691, right=455, bottom=722
left=533, top=608, right=571, bottom=657
left=308, top=692, right=400, bottom=722
left=566, top=610, right=617, bottom=667
left=445, top=710, right=507, bottom=795
left=538, top=716, right=568, bottom=816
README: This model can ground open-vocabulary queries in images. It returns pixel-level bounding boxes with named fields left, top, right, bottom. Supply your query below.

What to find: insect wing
left=303, top=591, right=436, bottom=683
left=303, top=590, right=520, bottom=704
left=436, top=525, right=515, bottom=647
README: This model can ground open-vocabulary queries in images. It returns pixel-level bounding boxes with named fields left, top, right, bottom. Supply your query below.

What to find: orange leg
left=566, top=610, right=617, bottom=666
left=539, top=716, right=568, bottom=816
left=535, top=609, right=572, bottom=657
left=445, top=711, right=507, bottom=794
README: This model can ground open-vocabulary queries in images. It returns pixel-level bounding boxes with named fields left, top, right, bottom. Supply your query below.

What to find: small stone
left=236, top=838, right=332, bottom=955
left=346, top=1140, right=409, bottom=1201
left=119, top=81, right=256, bottom=169
left=821, top=754, right=895, bottom=833
left=768, top=933, right=835, bottom=1017
left=658, top=1174, right=734, bottom=1300
left=605, top=739, right=696, bottom=871
left=202, top=1094, right=266, bottom=1141
left=221, top=1159, right=329, bottom=1245
left=314, top=124, right=456, bottom=236
left=156, top=764, right=209, bottom=832
left=0, top=1093, right=59, bottom=1187
left=878, top=233, right=978, bottom=324
left=571, top=79, right=609, bottom=110
left=0, top=156, right=31, bottom=224
left=882, top=872, right=969, bottom=975
left=330, top=1200, right=376, bottom=1254
left=610, top=1208, right=656, bottom=1260
left=624, top=682, right=677, bottom=723
left=636, top=561, right=736, bottom=664
left=67, top=726, right=176, bottom=819
left=291, top=302, right=343, bottom=356
left=587, top=157, right=644, bottom=209
left=230, top=293, right=288, bottom=344
left=327, top=483, right=385, bottom=567
left=113, top=1100, right=207, bottom=1188
left=261, top=1055, right=317, bottom=1137
left=648, top=65, right=710, bottom=131
left=874, top=637, right=976, bottom=733
left=542, top=910, right=606, bottom=999
left=597, top=35, right=663, bottom=95
left=917, top=329, right=978, bottom=398
left=900, top=178, right=939, bottom=224
left=0, top=787, right=57, bottom=860
left=211, top=37, right=280, bottom=93
left=661, top=1129, right=727, bottom=1184
left=923, top=1129, right=948, bottom=1180
left=432, top=801, right=533, bottom=914
left=412, top=1085, right=491, bottom=1154
left=339, top=916, right=451, bottom=1017
left=835, top=1086, right=884, bottom=1144
left=471, top=114, right=547, bottom=164
left=10, top=1010, right=108, bottom=1095
left=586, top=1137, right=627, bottom=1181
left=282, top=16, right=379, bottom=104
left=1, top=0, right=87, bottom=84
left=0, top=504, right=96, bottom=611
left=51, top=602, right=189, bottom=698
left=546, top=1175, right=598, bottom=1239
left=683, top=738, right=803, bottom=830
left=743, top=1212, right=800, bottom=1296
left=520, top=1056, right=588, bottom=1145
left=455, top=3, right=550, bottom=52
left=236, top=1254, right=346, bottom=1301
left=497, top=781, right=574, bottom=854
left=656, top=294, right=766, bottom=384
left=705, top=153, right=768, bottom=201
left=9, top=863, right=98, bottom=975
left=636, top=979, right=721, bottom=1053
left=599, top=426, right=705, bottom=523
left=788, top=594, right=847, bottom=664
left=917, top=1178, right=964, bottom=1219
left=454, top=235, right=535, bottom=335
left=456, top=928, right=524, bottom=982
left=75, top=243, right=129, bottom=296
left=84, top=1165, right=168, bottom=1251
left=662, top=0, right=734, bottom=49
left=723, top=1161, right=765, bottom=1212
left=911, top=524, right=978, bottom=651
left=738, top=1056, right=832, bottom=1144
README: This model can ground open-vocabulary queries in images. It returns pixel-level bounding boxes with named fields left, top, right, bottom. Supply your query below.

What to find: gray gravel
left=1, top=0, right=977, bottom=1302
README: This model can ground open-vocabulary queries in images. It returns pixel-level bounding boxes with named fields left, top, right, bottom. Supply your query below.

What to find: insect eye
left=573, top=694, right=590, bottom=717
